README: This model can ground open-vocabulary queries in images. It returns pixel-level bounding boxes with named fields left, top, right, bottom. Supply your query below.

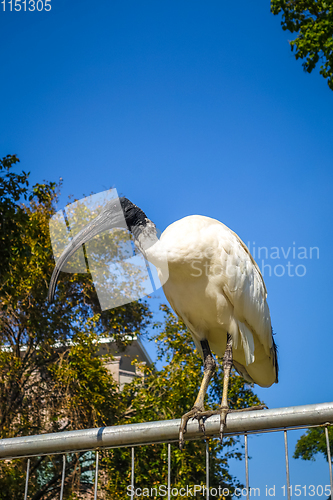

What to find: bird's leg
left=193, top=333, right=234, bottom=441
left=179, top=340, right=216, bottom=450
left=200, top=334, right=267, bottom=441
left=219, top=332, right=233, bottom=441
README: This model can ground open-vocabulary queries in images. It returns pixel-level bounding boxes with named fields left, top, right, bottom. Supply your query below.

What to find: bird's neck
left=133, top=220, right=159, bottom=256
left=122, top=200, right=168, bottom=284
left=123, top=204, right=159, bottom=256
left=135, top=222, right=168, bottom=282
left=122, top=200, right=167, bottom=270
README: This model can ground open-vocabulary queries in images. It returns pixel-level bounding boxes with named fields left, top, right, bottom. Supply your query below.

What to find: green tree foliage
left=294, top=425, right=333, bottom=462
left=271, top=0, right=333, bottom=89
left=0, top=155, right=150, bottom=498
left=0, top=154, right=56, bottom=285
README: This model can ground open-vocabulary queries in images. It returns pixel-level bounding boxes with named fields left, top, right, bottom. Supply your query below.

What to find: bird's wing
left=209, top=220, right=273, bottom=359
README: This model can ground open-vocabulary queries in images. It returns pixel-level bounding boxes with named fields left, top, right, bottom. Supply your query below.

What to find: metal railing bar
left=131, top=447, right=134, bottom=500
left=24, top=458, right=30, bottom=500
left=325, top=426, right=333, bottom=496
left=167, top=443, right=171, bottom=500
left=227, top=421, right=333, bottom=437
left=94, top=450, right=99, bottom=500
left=244, top=433, right=249, bottom=500
left=59, top=454, right=66, bottom=500
left=4, top=422, right=330, bottom=462
left=206, top=441, right=209, bottom=500
left=284, top=430, right=291, bottom=500
left=1, top=402, right=333, bottom=460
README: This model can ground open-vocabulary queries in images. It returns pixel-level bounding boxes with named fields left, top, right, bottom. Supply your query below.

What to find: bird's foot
left=193, top=406, right=229, bottom=443
left=179, top=404, right=267, bottom=449
left=179, top=405, right=230, bottom=449
left=179, top=405, right=206, bottom=450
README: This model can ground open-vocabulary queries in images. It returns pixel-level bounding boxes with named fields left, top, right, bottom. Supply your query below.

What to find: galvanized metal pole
left=1, top=402, right=333, bottom=460
left=59, top=454, right=66, bottom=500
left=284, top=430, right=291, bottom=500
left=325, top=426, right=333, bottom=496
left=167, top=443, right=171, bottom=500
left=131, top=447, right=135, bottom=500
left=23, top=458, right=30, bottom=500
left=244, top=433, right=249, bottom=500
left=206, top=441, right=209, bottom=500
left=94, top=450, right=99, bottom=500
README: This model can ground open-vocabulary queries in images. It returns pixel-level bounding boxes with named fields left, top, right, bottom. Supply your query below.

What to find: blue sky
left=1, top=0, right=333, bottom=495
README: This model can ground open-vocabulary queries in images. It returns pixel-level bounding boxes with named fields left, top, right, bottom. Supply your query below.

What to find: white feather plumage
left=146, top=214, right=277, bottom=388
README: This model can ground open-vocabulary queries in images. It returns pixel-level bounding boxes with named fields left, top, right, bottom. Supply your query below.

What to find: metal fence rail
left=1, top=401, right=333, bottom=459
left=1, top=402, right=333, bottom=500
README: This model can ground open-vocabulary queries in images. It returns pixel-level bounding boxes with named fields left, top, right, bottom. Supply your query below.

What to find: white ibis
left=48, top=197, right=278, bottom=448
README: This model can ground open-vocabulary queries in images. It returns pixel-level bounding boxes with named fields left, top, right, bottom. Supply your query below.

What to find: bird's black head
left=119, top=197, right=150, bottom=235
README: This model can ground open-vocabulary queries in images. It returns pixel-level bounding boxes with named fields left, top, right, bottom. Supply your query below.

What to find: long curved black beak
left=48, top=204, right=127, bottom=303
